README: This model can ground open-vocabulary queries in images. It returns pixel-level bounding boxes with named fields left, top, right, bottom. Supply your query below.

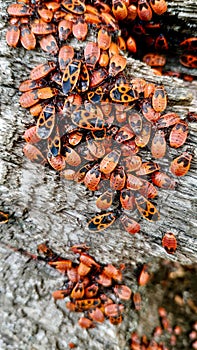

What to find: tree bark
left=0, top=1, right=197, bottom=349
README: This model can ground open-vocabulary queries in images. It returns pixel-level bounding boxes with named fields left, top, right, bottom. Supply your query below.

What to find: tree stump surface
left=0, top=1, right=197, bottom=349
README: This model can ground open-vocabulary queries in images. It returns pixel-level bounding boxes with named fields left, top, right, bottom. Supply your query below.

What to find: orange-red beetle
left=162, top=232, right=177, bottom=254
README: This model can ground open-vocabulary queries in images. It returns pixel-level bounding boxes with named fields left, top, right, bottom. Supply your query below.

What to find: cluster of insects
left=5, top=0, right=195, bottom=248
left=130, top=307, right=183, bottom=350
left=37, top=242, right=145, bottom=328
left=20, top=56, right=192, bottom=240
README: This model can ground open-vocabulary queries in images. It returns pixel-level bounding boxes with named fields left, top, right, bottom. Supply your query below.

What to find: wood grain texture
left=0, top=0, right=197, bottom=349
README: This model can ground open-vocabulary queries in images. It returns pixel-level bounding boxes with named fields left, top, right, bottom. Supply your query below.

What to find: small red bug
left=62, top=0, right=86, bottom=15
left=104, top=303, right=124, bottom=317
left=110, top=166, right=126, bottom=191
left=98, top=50, right=109, bottom=67
left=126, top=174, right=143, bottom=191
left=169, top=120, right=188, bottom=148
left=126, top=3, right=137, bottom=20
left=62, top=59, right=81, bottom=95
left=143, top=53, right=166, bottom=67
left=149, top=0, right=167, bottom=15
left=162, top=232, right=177, bottom=254
left=123, top=155, right=142, bottom=173
left=78, top=317, right=94, bottom=329
left=20, top=90, right=40, bottom=108
left=135, top=193, right=160, bottom=222
left=39, top=34, right=59, bottom=55
left=141, top=100, right=161, bottom=122
left=88, top=308, right=105, bottom=323
left=180, top=54, right=197, bottom=69
left=23, top=126, right=41, bottom=144
left=48, top=154, right=66, bottom=171
left=120, top=189, right=135, bottom=210
left=139, top=179, right=158, bottom=199
left=20, top=24, right=36, bottom=50
left=120, top=215, right=140, bottom=235
left=89, top=68, right=108, bottom=88
left=87, top=212, right=116, bottom=232
left=155, top=34, right=169, bottom=51
left=113, top=285, right=132, bottom=300
left=7, top=4, right=33, bottom=16
left=96, top=190, right=113, bottom=210
left=109, top=54, right=127, bottom=77
left=151, top=130, right=166, bottom=158
left=138, top=264, right=150, bottom=286
left=112, top=0, right=128, bottom=20
left=100, top=149, right=121, bottom=174
left=6, top=25, right=20, bottom=48
left=62, top=145, right=81, bottom=167
left=36, top=103, right=55, bottom=139
left=58, top=45, right=74, bottom=72
left=84, top=42, right=100, bottom=69
left=170, top=152, right=192, bottom=177
left=136, top=161, right=160, bottom=176
left=19, top=79, right=44, bottom=93
left=38, top=6, right=53, bottom=23
left=133, top=292, right=142, bottom=310
left=135, top=122, right=151, bottom=147
left=151, top=171, right=176, bottom=190
left=97, top=28, right=111, bottom=50
left=128, top=112, right=142, bottom=135
left=84, top=163, right=101, bottom=191
left=152, top=85, right=167, bottom=113
left=30, top=61, right=56, bottom=81
left=31, top=19, right=56, bottom=35
left=23, top=143, right=47, bottom=165
left=157, top=112, right=180, bottom=128
left=85, top=284, right=99, bottom=298
left=137, top=0, right=152, bottom=21
left=103, top=264, right=122, bottom=282
left=58, top=19, right=72, bottom=41
left=72, top=17, right=88, bottom=41
left=180, top=37, right=197, bottom=51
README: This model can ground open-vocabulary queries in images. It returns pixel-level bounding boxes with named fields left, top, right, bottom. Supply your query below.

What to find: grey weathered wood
left=0, top=1, right=197, bottom=349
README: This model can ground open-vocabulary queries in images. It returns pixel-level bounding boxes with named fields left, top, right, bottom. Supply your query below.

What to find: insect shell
left=170, top=151, right=192, bottom=177
left=87, top=212, right=116, bottom=232
left=162, top=232, right=177, bottom=254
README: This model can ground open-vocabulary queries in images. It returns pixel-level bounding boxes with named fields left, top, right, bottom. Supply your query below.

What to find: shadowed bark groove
left=0, top=1, right=197, bottom=349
